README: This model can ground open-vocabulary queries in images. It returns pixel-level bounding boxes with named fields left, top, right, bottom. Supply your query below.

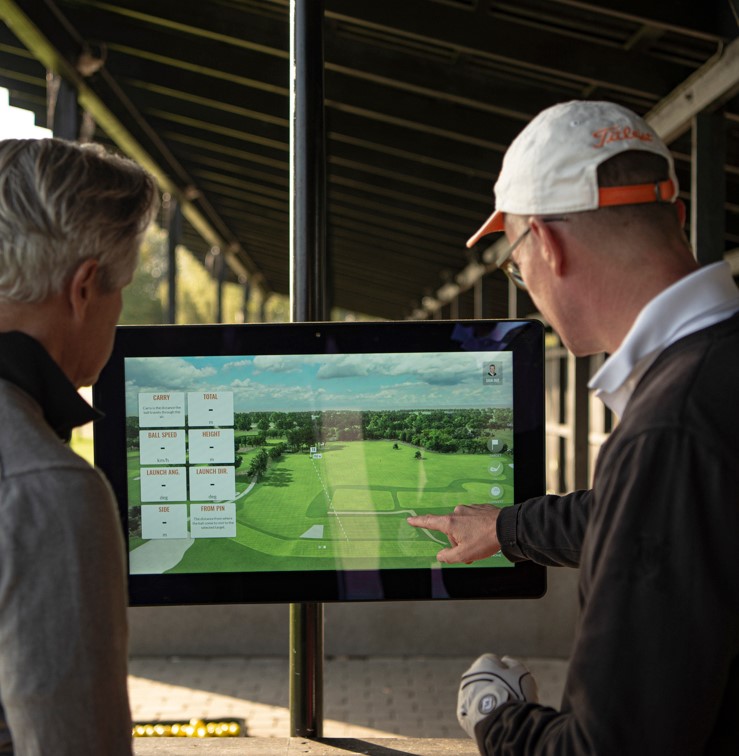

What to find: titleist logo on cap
left=592, top=126, right=653, bottom=149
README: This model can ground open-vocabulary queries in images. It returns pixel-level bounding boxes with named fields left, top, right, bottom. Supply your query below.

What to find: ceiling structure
left=0, top=0, right=737, bottom=321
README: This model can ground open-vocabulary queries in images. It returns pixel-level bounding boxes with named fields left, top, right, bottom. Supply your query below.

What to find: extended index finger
left=406, top=514, right=449, bottom=533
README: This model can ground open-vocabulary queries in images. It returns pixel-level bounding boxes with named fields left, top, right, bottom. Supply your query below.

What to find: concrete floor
left=129, top=655, right=568, bottom=740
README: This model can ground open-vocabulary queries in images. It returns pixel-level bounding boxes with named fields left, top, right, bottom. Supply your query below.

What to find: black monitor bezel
left=93, top=319, right=546, bottom=606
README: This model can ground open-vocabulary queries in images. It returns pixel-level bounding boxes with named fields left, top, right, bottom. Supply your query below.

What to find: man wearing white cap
left=408, top=101, right=739, bottom=753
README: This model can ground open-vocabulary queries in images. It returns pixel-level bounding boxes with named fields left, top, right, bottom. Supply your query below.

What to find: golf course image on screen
left=124, top=351, right=515, bottom=575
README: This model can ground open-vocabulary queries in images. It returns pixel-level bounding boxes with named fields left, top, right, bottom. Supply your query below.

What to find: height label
left=188, top=428, right=235, bottom=464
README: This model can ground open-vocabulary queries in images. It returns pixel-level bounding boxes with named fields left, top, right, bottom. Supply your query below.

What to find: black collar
left=0, top=331, right=100, bottom=441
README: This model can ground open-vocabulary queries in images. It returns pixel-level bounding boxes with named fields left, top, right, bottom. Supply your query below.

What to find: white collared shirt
left=589, top=262, right=739, bottom=417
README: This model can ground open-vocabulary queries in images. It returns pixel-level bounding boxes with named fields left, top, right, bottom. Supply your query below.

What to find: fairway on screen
left=94, top=320, right=545, bottom=604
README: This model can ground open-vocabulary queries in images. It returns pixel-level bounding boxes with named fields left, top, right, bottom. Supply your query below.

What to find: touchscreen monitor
left=93, top=319, right=545, bottom=605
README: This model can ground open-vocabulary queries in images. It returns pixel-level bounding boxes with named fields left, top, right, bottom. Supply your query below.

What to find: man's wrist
left=473, top=703, right=506, bottom=744
left=472, top=700, right=532, bottom=751
left=496, top=503, right=525, bottom=561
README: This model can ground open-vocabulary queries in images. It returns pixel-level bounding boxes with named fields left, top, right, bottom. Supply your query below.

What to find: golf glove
left=457, top=653, right=538, bottom=739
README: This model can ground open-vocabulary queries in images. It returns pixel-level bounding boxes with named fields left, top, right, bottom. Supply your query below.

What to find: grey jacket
left=0, top=378, right=132, bottom=755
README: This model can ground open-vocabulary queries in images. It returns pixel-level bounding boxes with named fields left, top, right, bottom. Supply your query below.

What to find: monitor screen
left=93, top=319, right=545, bottom=605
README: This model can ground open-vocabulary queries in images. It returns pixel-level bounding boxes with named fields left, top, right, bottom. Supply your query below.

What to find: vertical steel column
left=565, top=354, right=590, bottom=491
left=289, top=603, right=324, bottom=739
left=290, top=0, right=328, bottom=323
left=215, top=250, right=225, bottom=324
left=166, top=197, right=181, bottom=325
left=473, top=275, right=490, bottom=319
left=288, top=0, right=326, bottom=740
left=47, top=73, right=79, bottom=139
left=691, top=111, right=726, bottom=265
left=507, top=278, right=518, bottom=319
left=241, top=277, right=251, bottom=323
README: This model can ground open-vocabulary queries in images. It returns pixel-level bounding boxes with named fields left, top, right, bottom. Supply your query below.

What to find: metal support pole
left=241, top=277, right=252, bottom=323
left=288, top=0, right=326, bottom=739
left=507, top=278, right=518, bottom=319
left=47, top=73, right=79, bottom=139
left=290, top=0, right=328, bottom=323
left=474, top=275, right=491, bottom=319
left=215, top=250, right=225, bottom=324
left=566, top=354, right=590, bottom=491
left=691, top=111, right=726, bottom=266
left=458, top=292, right=473, bottom=320
left=166, top=198, right=181, bottom=325
left=289, top=603, right=324, bottom=739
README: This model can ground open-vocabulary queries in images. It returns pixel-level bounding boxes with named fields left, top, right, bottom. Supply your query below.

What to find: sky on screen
left=125, top=351, right=513, bottom=413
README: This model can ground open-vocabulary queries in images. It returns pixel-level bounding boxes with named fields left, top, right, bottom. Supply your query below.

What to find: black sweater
left=481, top=313, right=739, bottom=755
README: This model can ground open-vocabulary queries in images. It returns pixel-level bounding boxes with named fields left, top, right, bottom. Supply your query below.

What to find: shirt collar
left=589, top=262, right=739, bottom=416
left=0, top=331, right=100, bottom=441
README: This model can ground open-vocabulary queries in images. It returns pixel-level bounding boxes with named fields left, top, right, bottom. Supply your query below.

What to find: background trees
left=247, top=448, right=269, bottom=480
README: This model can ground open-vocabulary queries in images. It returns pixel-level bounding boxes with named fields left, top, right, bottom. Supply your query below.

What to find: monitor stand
left=290, top=601, right=324, bottom=737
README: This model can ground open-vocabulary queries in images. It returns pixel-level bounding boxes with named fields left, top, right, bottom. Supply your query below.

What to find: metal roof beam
left=323, top=32, right=572, bottom=121
left=646, top=35, right=739, bottom=143
left=548, top=0, right=736, bottom=41
left=324, top=0, right=696, bottom=99
left=67, top=0, right=289, bottom=58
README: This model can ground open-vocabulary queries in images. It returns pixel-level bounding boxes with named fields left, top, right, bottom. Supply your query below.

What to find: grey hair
left=0, top=138, right=158, bottom=303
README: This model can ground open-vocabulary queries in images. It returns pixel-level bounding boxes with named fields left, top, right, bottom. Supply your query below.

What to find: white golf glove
left=457, top=653, right=538, bottom=739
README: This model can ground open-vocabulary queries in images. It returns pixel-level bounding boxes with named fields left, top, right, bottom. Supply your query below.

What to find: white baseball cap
left=467, top=100, right=679, bottom=248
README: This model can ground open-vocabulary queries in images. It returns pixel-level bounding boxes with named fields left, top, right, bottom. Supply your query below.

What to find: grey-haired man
left=0, top=138, right=157, bottom=755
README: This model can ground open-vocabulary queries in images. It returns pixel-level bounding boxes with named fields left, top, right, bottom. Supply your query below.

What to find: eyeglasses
left=498, top=216, right=568, bottom=291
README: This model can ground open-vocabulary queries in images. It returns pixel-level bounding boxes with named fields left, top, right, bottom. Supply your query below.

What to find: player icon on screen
left=483, top=362, right=503, bottom=385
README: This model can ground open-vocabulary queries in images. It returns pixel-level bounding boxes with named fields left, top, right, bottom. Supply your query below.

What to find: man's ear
left=529, top=217, right=566, bottom=278
left=68, top=259, right=100, bottom=321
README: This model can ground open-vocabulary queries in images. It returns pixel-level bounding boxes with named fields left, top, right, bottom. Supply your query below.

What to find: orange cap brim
left=466, top=209, right=504, bottom=248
